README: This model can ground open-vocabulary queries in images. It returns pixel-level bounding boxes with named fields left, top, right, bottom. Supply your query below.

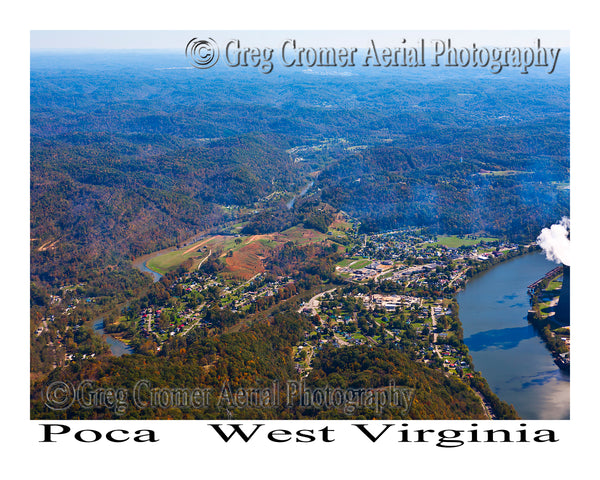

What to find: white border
left=6, top=1, right=599, bottom=477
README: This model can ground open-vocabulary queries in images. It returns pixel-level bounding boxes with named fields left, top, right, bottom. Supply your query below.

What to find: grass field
left=280, top=225, right=328, bottom=245
left=336, top=258, right=355, bottom=268
left=547, top=277, right=563, bottom=293
left=348, top=258, right=372, bottom=269
left=478, top=170, right=532, bottom=177
left=432, top=235, right=498, bottom=248
left=146, top=249, right=210, bottom=275
left=145, top=224, right=344, bottom=278
left=229, top=221, right=249, bottom=233
left=379, top=270, right=394, bottom=280
left=328, top=213, right=353, bottom=235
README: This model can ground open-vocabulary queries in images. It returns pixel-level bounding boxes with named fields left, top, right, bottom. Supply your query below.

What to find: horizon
left=31, top=30, right=570, bottom=50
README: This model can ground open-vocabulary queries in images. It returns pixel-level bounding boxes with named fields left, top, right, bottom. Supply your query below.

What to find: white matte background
left=3, top=1, right=597, bottom=478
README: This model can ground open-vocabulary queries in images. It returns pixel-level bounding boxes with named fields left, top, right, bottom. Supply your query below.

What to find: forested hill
left=30, top=51, right=563, bottom=419
left=318, top=116, right=569, bottom=238
left=31, top=50, right=569, bottom=286
left=30, top=310, right=492, bottom=420
left=31, top=133, right=300, bottom=286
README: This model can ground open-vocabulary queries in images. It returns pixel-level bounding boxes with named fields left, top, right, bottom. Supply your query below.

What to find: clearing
left=431, top=235, right=498, bottom=248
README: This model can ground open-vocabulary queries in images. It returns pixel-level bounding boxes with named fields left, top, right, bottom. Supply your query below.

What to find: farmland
left=431, top=235, right=499, bottom=249
left=142, top=225, right=338, bottom=278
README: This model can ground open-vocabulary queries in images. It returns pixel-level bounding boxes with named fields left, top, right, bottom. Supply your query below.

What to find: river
left=132, top=248, right=171, bottom=283
left=456, top=251, right=570, bottom=419
left=286, top=181, right=314, bottom=209
left=135, top=258, right=163, bottom=283
left=93, top=318, right=134, bottom=357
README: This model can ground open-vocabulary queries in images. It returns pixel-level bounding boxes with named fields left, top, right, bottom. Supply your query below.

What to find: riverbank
left=92, top=318, right=133, bottom=357
left=456, top=251, right=570, bottom=420
left=132, top=247, right=174, bottom=282
left=458, top=244, right=535, bottom=292
left=132, top=228, right=218, bottom=282
left=526, top=268, right=570, bottom=371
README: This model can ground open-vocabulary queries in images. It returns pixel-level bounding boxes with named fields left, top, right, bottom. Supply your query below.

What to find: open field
left=547, top=276, right=563, bottom=293
left=328, top=213, right=352, bottom=233
left=224, top=241, right=267, bottom=280
left=146, top=248, right=211, bottom=275
left=280, top=225, right=328, bottom=245
left=431, top=235, right=498, bottom=248
left=348, top=258, right=372, bottom=269
left=145, top=224, right=343, bottom=277
left=336, top=258, right=355, bottom=268
left=478, top=170, right=533, bottom=177
left=229, top=221, right=249, bottom=234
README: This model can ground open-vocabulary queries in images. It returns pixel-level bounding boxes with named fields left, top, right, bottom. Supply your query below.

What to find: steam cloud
left=537, top=217, right=570, bottom=266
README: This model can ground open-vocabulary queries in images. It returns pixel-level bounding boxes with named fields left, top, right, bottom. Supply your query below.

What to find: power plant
left=555, top=265, right=570, bottom=325
left=536, top=217, right=570, bottom=326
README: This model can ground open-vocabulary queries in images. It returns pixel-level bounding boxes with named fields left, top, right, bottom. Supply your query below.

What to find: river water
left=456, top=251, right=570, bottom=419
left=286, top=181, right=314, bottom=209
left=132, top=249, right=170, bottom=283
left=93, top=319, right=134, bottom=357
left=136, top=259, right=162, bottom=283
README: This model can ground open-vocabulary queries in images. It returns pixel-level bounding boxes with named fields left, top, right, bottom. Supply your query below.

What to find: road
left=447, top=265, right=469, bottom=288
left=430, top=306, right=442, bottom=358
left=197, top=249, right=212, bottom=269
left=183, top=237, right=213, bottom=255
left=473, top=389, right=495, bottom=420
left=181, top=303, right=207, bottom=336
left=231, top=272, right=262, bottom=294
left=300, top=345, right=315, bottom=378
left=299, top=288, right=337, bottom=318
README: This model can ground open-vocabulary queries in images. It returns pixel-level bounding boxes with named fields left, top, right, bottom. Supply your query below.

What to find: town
left=33, top=222, right=527, bottom=406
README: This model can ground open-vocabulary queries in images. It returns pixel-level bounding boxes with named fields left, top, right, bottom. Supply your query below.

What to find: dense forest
left=31, top=52, right=569, bottom=291
left=30, top=309, right=492, bottom=420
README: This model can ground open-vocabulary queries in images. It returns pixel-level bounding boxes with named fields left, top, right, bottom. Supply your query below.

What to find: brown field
left=224, top=241, right=268, bottom=280
left=140, top=221, right=343, bottom=279
left=183, top=236, right=214, bottom=255
left=222, top=227, right=329, bottom=279
left=37, top=239, right=59, bottom=252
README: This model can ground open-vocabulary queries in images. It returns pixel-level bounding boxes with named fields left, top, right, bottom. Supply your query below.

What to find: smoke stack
left=555, top=265, right=570, bottom=325
left=536, top=218, right=570, bottom=325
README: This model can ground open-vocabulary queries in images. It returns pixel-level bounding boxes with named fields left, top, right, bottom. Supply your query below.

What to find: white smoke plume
left=537, top=217, right=570, bottom=266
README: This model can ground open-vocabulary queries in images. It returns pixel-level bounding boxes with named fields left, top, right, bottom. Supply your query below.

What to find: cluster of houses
left=337, top=260, right=393, bottom=282
left=134, top=273, right=298, bottom=341
left=357, top=293, right=422, bottom=312
left=138, top=307, right=199, bottom=338
left=227, top=275, right=295, bottom=311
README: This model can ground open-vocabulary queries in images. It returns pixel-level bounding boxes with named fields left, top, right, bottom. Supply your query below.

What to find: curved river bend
left=456, top=252, right=570, bottom=419
left=93, top=319, right=133, bottom=357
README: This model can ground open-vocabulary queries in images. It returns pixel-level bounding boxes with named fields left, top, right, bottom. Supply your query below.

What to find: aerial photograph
left=30, top=30, right=570, bottom=421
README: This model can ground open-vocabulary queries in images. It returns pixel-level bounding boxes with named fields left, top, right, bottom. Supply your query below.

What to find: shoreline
left=455, top=249, right=569, bottom=419
left=526, top=267, right=570, bottom=372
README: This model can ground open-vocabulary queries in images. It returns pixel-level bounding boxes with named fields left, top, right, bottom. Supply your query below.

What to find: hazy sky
left=31, top=30, right=569, bottom=50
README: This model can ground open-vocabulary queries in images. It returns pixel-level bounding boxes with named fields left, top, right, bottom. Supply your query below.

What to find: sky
left=30, top=30, right=569, bottom=50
